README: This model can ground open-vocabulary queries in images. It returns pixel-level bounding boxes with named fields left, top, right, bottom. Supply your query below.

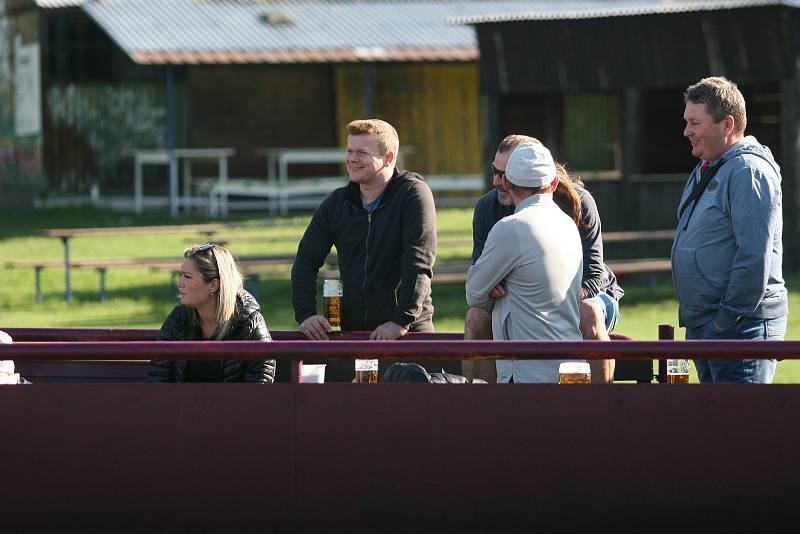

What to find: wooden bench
left=7, top=253, right=336, bottom=303
left=42, top=224, right=227, bottom=302
left=204, top=173, right=485, bottom=214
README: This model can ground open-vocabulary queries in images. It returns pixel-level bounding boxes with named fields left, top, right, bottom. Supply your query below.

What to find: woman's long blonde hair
left=184, top=244, right=243, bottom=340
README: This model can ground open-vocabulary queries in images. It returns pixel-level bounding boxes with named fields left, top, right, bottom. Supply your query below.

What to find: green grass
left=1, top=206, right=797, bottom=381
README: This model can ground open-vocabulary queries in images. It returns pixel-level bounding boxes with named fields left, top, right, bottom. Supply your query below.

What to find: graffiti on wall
left=0, top=5, right=44, bottom=190
left=46, top=83, right=166, bottom=191
left=0, top=3, right=12, bottom=136
left=0, top=140, right=38, bottom=174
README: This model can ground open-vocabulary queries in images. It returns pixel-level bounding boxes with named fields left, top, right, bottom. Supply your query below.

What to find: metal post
left=35, top=266, right=43, bottom=304
left=62, top=236, right=72, bottom=303
left=134, top=154, right=143, bottom=214
left=244, top=273, right=260, bottom=302
left=219, top=155, right=229, bottom=217
left=362, top=63, right=373, bottom=117
left=98, top=268, right=107, bottom=303
left=183, top=159, right=193, bottom=213
left=166, top=64, right=178, bottom=217
left=657, top=324, right=674, bottom=383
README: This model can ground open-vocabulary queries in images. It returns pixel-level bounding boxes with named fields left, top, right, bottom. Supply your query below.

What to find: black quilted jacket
left=147, top=290, right=275, bottom=383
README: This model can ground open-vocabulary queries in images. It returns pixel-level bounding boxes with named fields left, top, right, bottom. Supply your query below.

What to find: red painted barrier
left=2, top=383, right=799, bottom=531
left=1, top=339, right=797, bottom=360
left=1, top=327, right=464, bottom=342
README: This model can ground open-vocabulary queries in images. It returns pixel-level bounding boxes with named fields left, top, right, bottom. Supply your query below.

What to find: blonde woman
left=148, top=243, right=275, bottom=383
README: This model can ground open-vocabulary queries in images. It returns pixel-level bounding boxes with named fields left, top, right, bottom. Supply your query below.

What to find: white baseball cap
left=504, top=142, right=557, bottom=188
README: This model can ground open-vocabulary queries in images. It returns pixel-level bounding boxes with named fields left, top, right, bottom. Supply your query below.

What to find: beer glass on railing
left=558, top=362, right=591, bottom=384
left=323, top=279, right=342, bottom=333
left=666, top=359, right=690, bottom=384
left=354, top=358, right=379, bottom=383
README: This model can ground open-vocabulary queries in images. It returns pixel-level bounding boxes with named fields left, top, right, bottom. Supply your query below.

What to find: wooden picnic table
left=9, top=250, right=334, bottom=303
left=41, top=224, right=226, bottom=302
left=250, top=146, right=415, bottom=216
left=133, top=148, right=235, bottom=215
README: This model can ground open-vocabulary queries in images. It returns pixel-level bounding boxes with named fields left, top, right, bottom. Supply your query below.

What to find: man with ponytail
left=466, top=142, right=583, bottom=383
left=464, top=135, right=623, bottom=383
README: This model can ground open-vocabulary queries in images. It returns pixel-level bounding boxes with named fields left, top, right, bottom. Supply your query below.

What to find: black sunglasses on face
left=491, top=164, right=506, bottom=179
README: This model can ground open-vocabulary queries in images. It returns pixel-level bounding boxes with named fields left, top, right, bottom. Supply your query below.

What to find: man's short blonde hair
left=347, top=119, right=399, bottom=156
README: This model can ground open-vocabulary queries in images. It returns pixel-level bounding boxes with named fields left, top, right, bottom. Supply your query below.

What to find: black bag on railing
left=382, top=362, right=486, bottom=384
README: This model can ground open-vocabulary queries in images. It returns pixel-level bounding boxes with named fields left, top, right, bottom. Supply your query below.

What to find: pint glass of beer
left=558, top=362, right=591, bottom=384
left=323, top=279, right=343, bottom=332
left=354, top=358, right=379, bottom=383
left=666, top=359, right=690, bottom=384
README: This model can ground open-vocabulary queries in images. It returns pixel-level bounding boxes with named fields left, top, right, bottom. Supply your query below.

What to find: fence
left=2, top=330, right=799, bottom=531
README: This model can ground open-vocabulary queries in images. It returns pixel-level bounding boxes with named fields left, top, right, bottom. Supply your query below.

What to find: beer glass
left=558, top=362, right=591, bottom=384
left=323, top=279, right=343, bottom=332
left=666, top=359, right=690, bottom=384
left=354, top=358, right=379, bottom=383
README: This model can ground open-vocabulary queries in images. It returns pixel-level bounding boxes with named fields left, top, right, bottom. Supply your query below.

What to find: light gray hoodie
left=671, top=135, right=788, bottom=329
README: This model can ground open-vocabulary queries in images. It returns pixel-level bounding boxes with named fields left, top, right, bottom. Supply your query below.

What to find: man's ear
left=550, top=176, right=559, bottom=191
left=723, top=115, right=736, bottom=137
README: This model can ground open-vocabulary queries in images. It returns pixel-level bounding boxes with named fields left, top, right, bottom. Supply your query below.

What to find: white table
left=252, top=146, right=415, bottom=215
left=133, top=148, right=235, bottom=214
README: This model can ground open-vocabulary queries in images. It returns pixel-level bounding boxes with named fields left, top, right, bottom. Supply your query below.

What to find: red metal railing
left=2, top=339, right=798, bottom=360
left=1, top=327, right=462, bottom=342
left=2, top=326, right=797, bottom=362
left=3, top=326, right=796, bottom=361
left=3, top=326, right=796, bottom=383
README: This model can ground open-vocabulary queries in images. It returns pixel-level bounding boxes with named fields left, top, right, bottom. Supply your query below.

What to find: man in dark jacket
left=291, top=119, right=436, bottom=346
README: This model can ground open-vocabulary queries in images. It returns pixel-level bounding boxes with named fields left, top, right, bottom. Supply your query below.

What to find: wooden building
left=0, top=0, right=497, bottom=201
left=454, top=0, right=800, bottom=266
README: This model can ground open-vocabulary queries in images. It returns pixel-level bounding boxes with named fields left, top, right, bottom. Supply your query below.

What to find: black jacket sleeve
left=239, top=311, right=276, bottom=384
left=577, top=188, right=606, bottom=299
left=291, top=197, right=335, bottom=326
left=147, top=305, right=183, bottom=382
left=393, top=181, right=437, bottom=327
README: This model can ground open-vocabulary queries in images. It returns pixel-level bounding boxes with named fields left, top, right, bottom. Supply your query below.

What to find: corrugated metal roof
left=78, top=0, right=501, bottom=64
left=35, top=0, right=88, bottom=8
left=44, top=0, right=799, bottom=65
left=449, top=0, right=800, bottom=25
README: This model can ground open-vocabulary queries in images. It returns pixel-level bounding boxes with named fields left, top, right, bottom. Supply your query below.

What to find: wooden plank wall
left=334, top=63, right=482, bottom=177
left=3, top=383, right=800, bottom=532
left=476, top=7, right=794, bottom=95
left=189, top=65, right=339, bottom=179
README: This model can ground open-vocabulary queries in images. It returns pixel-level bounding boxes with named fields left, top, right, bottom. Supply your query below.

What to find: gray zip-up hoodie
left=671, top=135, right=788, bottom=329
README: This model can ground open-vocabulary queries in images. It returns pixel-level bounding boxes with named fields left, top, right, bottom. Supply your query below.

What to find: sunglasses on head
left=198, top=243, right=217, bottom=252
left=491, top=164, right=506, bottom=179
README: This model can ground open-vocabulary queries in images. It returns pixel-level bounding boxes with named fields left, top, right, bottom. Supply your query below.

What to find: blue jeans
left=585, top=292, right=620, bottom=333
left=685, top=315, right=787, bottom=383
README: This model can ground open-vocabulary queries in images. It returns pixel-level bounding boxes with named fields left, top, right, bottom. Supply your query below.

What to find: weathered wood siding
left=188, top=65, right=337, bottom=179
left=476, top=7, right=795, bottom=94
left=334, top=63, right=481, bottom=177
left=474, top=5, right=800, bottom=266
